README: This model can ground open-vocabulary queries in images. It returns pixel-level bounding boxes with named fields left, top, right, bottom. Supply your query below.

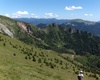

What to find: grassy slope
left=0, top=33, right=97, bottom=80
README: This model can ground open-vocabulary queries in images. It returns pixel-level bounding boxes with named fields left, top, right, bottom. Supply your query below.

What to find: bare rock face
left=0, top=23, right=13, bottom=38
left=0, top=15, right=33, bottom=38
left=17, top=21, right=28, bottom=32
left=17, top=21, right=32, bottom=33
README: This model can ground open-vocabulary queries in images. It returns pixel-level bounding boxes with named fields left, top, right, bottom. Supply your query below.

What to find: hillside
left=0, top=15, right=100, bottom=79
left=34, top=23, right=100, bottom=56
left=1, top=15, right=100, bottom=56
left=0, top=15, right=48, bottom=48
left=0, top=32, right=99, bottom=80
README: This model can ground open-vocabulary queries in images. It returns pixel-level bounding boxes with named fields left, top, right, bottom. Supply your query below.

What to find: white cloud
left=45, top=13, right=53, bottom=17
left=45, top=13, right=59, bottom=18
left=12, top=11, right=28, bottom=18
left=55, top=14, right=59, bottom=17
left=13, top=13, right=21, bottom=18
left=84, top=14, right=93, bottom=16
left=31, top=13, right=39, bottom=18
left=31, top=15, right=39, bottom=18
left=5, top=14, right=10, bottom=17
left=84, top=14, right=88, bottom=16
left=65, top=6, right=83, bottom=10
left=31, top=13, right=35, bottom=16
left=89, top=14, right=93, bottom=16
left=17, top=11, right=28, bottom=15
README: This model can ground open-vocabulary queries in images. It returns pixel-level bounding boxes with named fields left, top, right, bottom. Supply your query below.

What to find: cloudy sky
left=0, top=0, right=100, bottom=21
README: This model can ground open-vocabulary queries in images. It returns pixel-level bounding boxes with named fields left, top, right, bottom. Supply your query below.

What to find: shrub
left=75, top=71, right=78, bottom=74
left=32, top=56, right=36, bottom=62
left=3, top=43, right=6, bottom=46
left=60, top=60, right=63, bottom=65
left=25, top=56, right=28, bottom=59
left=29, top=56, right=31, bottom=59
left=38, top=58, right=42, bottom=63
left=13, top=53, right=16, bottom=56
left=49, top=63, right=54, bottom=69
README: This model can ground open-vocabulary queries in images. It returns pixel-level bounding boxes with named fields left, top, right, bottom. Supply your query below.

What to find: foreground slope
left=0, top=33, right=98, bottom=80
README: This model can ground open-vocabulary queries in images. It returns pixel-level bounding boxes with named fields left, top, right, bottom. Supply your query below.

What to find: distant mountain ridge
left=14, top=18, right=100, bottom=36
left=14, top=18, right=68, bottom=25
left=61, top=19, right=100, bottom=36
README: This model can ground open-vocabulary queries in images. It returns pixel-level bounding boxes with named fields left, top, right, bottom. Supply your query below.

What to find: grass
left=0, top=33, right=99, bottom=80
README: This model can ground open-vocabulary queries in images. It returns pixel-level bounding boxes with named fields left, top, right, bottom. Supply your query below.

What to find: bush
left=25, top=56, right=28, bottom=59
left=29, top=56, right=31, bottom=59
left=3, top=43, right=6, bottom=46
left=75, top=71, right=78, bottom=74
left=49, top=63, right=54, bottom=69
left=13, top=53, right=16, bottom=56
left=32, top=56, right=36, bottom=62
left=38, top=58, right=42, bottom=63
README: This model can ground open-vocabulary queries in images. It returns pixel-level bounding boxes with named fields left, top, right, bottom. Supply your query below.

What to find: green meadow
left=0, top=33, right=98, bottom=80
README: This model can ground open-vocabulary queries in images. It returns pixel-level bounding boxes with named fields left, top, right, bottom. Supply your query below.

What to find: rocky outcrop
left=17, top=21, right=32, bottom=34
left=0, top=23, right=13, bottom=38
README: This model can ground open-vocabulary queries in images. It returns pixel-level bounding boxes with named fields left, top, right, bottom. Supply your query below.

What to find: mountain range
left=14, top=18, right=100, bottom=36
left=0, top=15, right=100, bottom=56
left=14, top=18, right=68, bottom=25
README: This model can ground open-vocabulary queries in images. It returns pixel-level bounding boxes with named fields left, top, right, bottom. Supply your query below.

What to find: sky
left=0, top=0, right=100, bottom=21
